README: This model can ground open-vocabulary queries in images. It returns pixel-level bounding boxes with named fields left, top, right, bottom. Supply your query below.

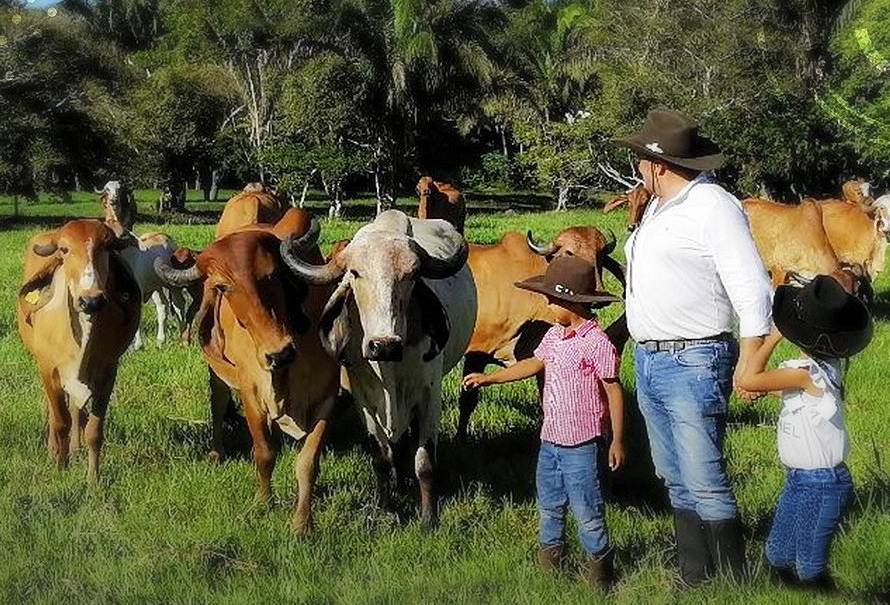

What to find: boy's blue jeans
left=536, top=438, right=609, bottom=557
left=634, top=340, right=739, bottom=521
left=766, top=465, right=853, bottom=580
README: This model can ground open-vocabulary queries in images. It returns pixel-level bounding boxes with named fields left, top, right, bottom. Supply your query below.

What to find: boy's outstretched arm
left=602, top=378, right=625, bottom=470
left=462, top=357, right=544, bottom=390
left=736, top=325, right=814, bottom=395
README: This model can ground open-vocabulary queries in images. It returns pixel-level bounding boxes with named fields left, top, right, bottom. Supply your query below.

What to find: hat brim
left=613, top=134, right=725, bottom=172
left=514, top=276, right=621, bottom=304
left=773, top=285, right=873, bottom=358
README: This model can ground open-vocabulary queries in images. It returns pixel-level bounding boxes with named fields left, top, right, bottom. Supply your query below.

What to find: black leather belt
left=638, top=332, right=733, bottom=353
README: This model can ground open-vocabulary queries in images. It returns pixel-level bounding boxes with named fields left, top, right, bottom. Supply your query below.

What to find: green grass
left=0, top=197, right=886, bottom=604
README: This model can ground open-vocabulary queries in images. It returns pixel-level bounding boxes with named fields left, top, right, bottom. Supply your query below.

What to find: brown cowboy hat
left=515, top=255, right=621, bottom=305
left=614, top=109, right=725, bottom=172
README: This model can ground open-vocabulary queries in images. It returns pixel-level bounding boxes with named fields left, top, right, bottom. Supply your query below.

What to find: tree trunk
left=328, top=183, right=343, bottom=219
left=499, top=124, right=509, bottom=158
left=300, top=169, right=316, bottom=208
left=209, top=169, right=220, bottom=201
left=556, top=185, right=569, bottom=211
left=13, top=195, right=19, bottom=218
left=74, top=174, right=81, bottom=192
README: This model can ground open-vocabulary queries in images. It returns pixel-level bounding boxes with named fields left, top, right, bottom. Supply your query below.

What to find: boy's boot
left=537, top=544, right=563, bottom=572
left=583, top=548, right=615, bottom=592
left=673, top=508, right=712, bottom=587
left=703, top=516, right=746, bottom=581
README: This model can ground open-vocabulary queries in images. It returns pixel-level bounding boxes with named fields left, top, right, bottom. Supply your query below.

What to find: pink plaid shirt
left=533, top=318, right=619, bottom=446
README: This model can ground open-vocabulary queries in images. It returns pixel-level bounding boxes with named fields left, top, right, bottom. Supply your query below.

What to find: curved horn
left=94, top=187, right=105, bottom=194
left=526, top=230, right=558, bottom=256
left=32, top=241, right=58, bottom=257
left=154, top=256, right=203, bottom=286
left=279, top=218, right=346, bottom=285
left=601, top=229, right=616, bottom=256
left=410, top=238, right=468, bottom=279
left=601, top=256, right=626, bottom=290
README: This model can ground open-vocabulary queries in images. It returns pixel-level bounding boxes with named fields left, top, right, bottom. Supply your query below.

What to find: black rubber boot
left=703, top=517, right=746, bottom=581
left=673, top=508, right=712, bottom=588
left=583, top=548, right=615, bottom=592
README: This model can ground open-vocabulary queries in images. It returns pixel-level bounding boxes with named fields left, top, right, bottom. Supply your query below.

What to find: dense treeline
left=0, top=0, right=888, bottom=214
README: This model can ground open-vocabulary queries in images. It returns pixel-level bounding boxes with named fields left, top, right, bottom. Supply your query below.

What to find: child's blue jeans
left=536, top=438, right=609, bottom=557
left=766, top=464, right=853, bottom=580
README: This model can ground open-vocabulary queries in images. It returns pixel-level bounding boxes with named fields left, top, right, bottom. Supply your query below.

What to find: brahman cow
left=17, top=220, right=141, bottom=481
left=417, top=176, right=466, bottom=233
left=818, top=199, right=888, bottom=279
left=155, top=209, right=339, bottom=533
left=118, top=232, right=199, bottom=349
left=280, top=210, right=476, bottom=527
left=215, top=184, right=286, bottom=239
left=603, top=183, right=652, bottom=231
left=456, top=227, right=626, bottom=440
left=98, top=180, right=137, bottom=235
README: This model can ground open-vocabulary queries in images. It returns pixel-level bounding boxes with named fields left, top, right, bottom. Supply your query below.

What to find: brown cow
left=741, top=198, right=840, bottom=286
left=17, top=220, right=141, bottom=481
left=417, top=176, right=466, bottom=233
left=457, top=227, right=625, bottom=440
left=215, top=185, right=285, bottom=239
left=819, top=199, right=887, bottom=279
left=155, top=209, right=339, bottom=533
left=603, top=184, right=652, bottom=231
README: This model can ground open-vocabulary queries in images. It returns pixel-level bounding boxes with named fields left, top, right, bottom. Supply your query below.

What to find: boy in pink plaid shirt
left=463, top=255, right=625, bottom=591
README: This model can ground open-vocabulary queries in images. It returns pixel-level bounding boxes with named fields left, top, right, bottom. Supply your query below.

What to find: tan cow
left=155, top=209, right=338, bottom=533
left=818, top=199, right=887, bottom=279
left=417, top=176, right=466, bottom=233
left=841, top=178, right=872, bottom=208
left=603, top=184, right=652, bottom=231
left=457, top=226, right=625, bottom=440
left=215, top=184, right=286, bottom=239
left=17, top=220, right=141, bottom=481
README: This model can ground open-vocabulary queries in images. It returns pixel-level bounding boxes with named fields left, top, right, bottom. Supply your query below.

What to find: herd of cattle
left=14, top=175, right=888, bottom=532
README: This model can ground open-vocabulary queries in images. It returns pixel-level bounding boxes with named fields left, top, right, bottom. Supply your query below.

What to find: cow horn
left=154, top=256, right=203, bottom=286
left=279, top=218, right=346, bottom=285
left=94, top=187, right=105, bottom=194
left=32, top=242, right=58, bottom=257
left=601, top=229, right=616, bottom=256
left=526, top=231, right=558, bottom=256
left=410, top=238, right=468, bottom=279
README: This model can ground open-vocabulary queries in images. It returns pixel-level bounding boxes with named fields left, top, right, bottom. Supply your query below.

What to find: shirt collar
left=651, top=171, right=710, bottom=214
left=562, top=318, right=598, bottom=339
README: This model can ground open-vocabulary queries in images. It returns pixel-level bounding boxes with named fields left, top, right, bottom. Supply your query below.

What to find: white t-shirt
left=777, top=358, right=849, bottom=469
left=624, top=174, right=773, bottom=341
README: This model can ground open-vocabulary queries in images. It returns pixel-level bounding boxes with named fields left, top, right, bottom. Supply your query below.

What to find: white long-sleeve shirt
left=624, top=174, right=773, bottom=342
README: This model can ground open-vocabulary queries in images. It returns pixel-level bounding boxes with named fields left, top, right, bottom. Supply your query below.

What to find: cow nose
left=266, top=343, right=296, bottom=370
left=367, top=337, right=403, bottom=361
left=78, top=294, right=107, bottom=314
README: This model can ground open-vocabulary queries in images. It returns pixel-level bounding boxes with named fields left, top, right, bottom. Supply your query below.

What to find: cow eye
left=59, top=246, right=69, bottom=255
left=564, top=250, right=574, bottom=256
left=350, top=269, right=360, bottom=279
left=215, top=283, right=230, bottom=293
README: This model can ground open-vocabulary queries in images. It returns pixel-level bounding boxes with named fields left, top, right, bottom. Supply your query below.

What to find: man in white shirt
left=615, top=110, right=773, bottom=587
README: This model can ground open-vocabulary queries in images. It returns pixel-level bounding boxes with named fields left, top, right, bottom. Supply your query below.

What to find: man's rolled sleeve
left=706, top=198, right=773, bottom=338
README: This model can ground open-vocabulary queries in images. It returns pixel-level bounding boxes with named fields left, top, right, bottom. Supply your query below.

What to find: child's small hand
left=608, top=441, right=625, bottom=471
left=461, top=373, right=490, bottom=391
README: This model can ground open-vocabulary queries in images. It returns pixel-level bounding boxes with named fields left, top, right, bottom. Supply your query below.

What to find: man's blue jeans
left=536, top=439, right=609, bottom=556
left=766, top=465, right=853, bottom=580
left=634, top=340, right=739, bottom=521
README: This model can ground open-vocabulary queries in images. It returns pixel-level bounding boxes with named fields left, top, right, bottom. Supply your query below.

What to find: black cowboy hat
left=514, top=255, right=621, bottom=305
left=614, top=109, right=725, bottom=172
left=773, top=274, right=873, bottom=358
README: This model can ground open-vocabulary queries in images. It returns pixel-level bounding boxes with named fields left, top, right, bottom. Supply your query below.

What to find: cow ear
left=19, top=253, right=63, bottom=325
left=414, top=280, right=450, bottom=362
left=197, top=286, right=234, bottom=367
left=319, top=282, right=352, bottom=363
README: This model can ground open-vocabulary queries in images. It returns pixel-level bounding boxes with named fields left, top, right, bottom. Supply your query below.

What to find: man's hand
left=608, top=440, right=625, bottom=471
left=461, top=373, right=490, bottom=391
left=734, top=335, right=765, bottom=403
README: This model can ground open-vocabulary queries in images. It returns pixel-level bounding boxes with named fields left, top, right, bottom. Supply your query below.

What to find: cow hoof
left=290, top=515, right=313, bottom=536
left=207, top=450, right=224, bottom=464
left=420, top=513, right=438, bottom=532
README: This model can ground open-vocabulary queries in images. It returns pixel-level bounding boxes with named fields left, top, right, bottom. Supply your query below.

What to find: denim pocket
left=673, top=344, right=719, bottom=368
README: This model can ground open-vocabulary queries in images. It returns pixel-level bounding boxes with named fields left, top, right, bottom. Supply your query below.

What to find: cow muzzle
left=265, top=343, right=296, bottom=371
left=365, top=337, right=403, bottom=361
left=78, top=293, right=108, bottom=314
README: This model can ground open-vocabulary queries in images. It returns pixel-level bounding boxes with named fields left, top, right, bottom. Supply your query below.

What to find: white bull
left=280, top=210, right=477, bottom=527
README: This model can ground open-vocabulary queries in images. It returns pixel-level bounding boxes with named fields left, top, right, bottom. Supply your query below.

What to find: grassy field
left=0, top=193, right=888, bottom=604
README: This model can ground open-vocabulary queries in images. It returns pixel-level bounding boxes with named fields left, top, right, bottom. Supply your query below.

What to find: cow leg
left=68, top=400, right=87, bottom=454
left=132, top=326, right=144, bottom=351
left=291, top=417, right=329, bottom=535
left=416, top=386, right=442, bottom=529
left=208, top=369, right=232, bottom=463
left=363, top=409, right=396, bottom=509
left=151, top=290, right=167, bottom=345
left=243, top=391, right=277, bottom=504
left=41, top=370, right=70, bottom=470
left=84, top=388, right=111, bottom=484
left=457, top=353, right=490, bottom=441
